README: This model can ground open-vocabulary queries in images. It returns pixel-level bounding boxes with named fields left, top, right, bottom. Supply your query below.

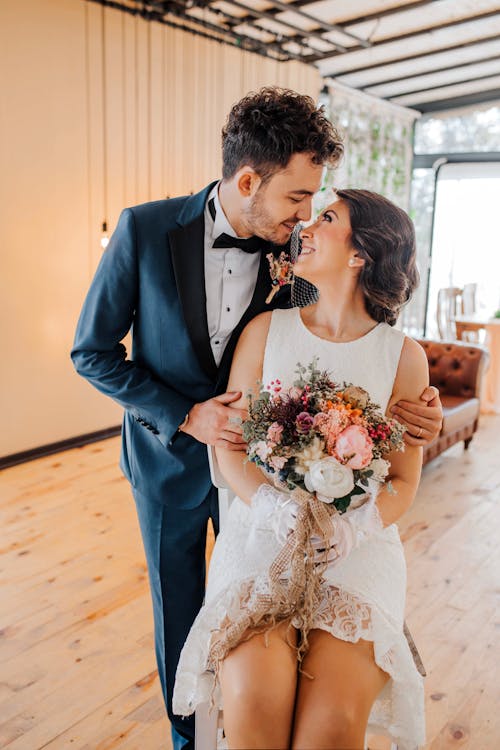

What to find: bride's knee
left=293, top=701, right=366, bottom=748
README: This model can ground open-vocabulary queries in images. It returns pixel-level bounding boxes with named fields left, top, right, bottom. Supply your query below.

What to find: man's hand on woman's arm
left=391, top=385, right=443, bottom=446
left=179, top=392, right=247, bottom=449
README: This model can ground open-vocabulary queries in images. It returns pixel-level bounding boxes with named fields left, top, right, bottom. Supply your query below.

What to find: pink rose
left=267, top=422, right=284, bottom=444
left=335, top=425, right=373, bottom=469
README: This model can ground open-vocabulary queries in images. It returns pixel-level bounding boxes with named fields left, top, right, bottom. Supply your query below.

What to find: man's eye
left=289, top=197, right=302, bottom=204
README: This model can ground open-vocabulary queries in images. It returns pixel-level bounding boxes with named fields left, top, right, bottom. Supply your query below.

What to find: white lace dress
left=173, top=308, right=425, bottom=749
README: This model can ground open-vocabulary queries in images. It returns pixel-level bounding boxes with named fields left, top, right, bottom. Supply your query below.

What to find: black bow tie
left=208, top=197, right=269, bottom=254
left=213, top=232, right=268, bottom=254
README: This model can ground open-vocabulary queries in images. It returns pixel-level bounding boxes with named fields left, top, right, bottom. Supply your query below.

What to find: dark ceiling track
left=260, top=0, right=370, bottom=48
left=413, top=151, right=500, bottom=169
left=217, top=0, right=344, bottom=56
left=86, top=0, right=300, bottom=62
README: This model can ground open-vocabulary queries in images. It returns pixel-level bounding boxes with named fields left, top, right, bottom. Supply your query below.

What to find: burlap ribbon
left=207, top=482, right=337, bottom=678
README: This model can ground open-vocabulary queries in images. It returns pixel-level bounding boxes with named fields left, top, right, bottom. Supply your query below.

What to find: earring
left=348, top=258, right=356, bottom=267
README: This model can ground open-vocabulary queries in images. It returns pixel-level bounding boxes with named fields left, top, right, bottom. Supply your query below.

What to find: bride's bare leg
left=291, top=629, right=389, bottom=749
left=219, top=620, right=298, bottom=749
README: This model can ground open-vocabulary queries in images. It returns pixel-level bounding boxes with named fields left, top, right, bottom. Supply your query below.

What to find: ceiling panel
left=365, top=59, right=500, bottom=98
left=318, top=15, right=500, bottom=76
left=337, top=0, right=499, bottom=42
left=90, top=0, right=500, bottom=112
left=389, top=73, right=500, bottom=106
left=336, top=37, right=500, bottom=88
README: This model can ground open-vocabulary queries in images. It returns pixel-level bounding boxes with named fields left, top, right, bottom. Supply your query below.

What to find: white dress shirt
left=203, top=184, right=261, bottom=366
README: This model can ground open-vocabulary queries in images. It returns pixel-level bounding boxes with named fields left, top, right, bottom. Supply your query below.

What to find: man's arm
left=71, top=208, right=247, bottom=449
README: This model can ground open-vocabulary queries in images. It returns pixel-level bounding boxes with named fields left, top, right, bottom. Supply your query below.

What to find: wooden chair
left=461, top=283, right=477, bottom=316
left=195, top=447, right=423, bottom=750
left=436, top=284, right=479, bottom=342
left=436, top=286, right=462, bottom=339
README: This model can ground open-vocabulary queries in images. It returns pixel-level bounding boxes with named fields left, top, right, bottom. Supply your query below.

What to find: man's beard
left=245, top=191, right=296, bottom=246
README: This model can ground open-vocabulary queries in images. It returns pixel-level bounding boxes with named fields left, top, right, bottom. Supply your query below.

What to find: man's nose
left=296, top=198, right=313, bottom=222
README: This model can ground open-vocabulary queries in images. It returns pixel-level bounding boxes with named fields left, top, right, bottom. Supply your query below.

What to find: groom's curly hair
left=221, top=87, right=343, bottom=181
left=336, top=189, right=419, bottom=326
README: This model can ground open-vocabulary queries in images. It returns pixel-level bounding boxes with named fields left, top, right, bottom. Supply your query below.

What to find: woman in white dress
left=173, top=189, right=428, bottom=749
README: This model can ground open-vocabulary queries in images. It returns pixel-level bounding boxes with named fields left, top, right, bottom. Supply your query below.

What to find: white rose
left=304, top=456, right=355, bottom=501
left=368, top=458, right=390, bottom=482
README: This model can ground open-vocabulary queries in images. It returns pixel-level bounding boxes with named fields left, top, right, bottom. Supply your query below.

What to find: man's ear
left=236, top=166, right=261, bottom=198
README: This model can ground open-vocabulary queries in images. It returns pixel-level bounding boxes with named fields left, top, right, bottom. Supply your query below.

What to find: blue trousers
left=133, top=485, right=220, bottom=750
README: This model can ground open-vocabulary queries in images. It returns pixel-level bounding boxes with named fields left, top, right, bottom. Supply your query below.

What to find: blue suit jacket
left=71, top=183, right=290, bottom=509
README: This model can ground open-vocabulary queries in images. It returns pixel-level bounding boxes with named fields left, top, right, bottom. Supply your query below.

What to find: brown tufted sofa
left=416, top=339, right=489, bottom=465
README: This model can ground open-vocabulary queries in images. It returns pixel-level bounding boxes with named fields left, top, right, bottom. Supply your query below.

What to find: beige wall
left=0, top=0, right=320, bottom=456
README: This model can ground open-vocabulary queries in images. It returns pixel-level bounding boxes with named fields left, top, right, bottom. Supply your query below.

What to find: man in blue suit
left=72, top=87, right=442, bottom=749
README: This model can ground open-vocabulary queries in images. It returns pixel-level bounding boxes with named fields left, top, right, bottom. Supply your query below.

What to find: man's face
left=245, top=152, right=324, bottom=245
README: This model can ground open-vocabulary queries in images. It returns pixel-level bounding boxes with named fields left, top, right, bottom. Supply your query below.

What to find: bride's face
left=294, top=200, right=355, bottom=280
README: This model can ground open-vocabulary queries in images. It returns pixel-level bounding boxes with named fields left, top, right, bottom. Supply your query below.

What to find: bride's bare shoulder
left=238, top=311, right=274, bottom=345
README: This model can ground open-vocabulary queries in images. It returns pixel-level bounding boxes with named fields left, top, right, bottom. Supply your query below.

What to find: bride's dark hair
left=336, top=189, right=419, bottom=326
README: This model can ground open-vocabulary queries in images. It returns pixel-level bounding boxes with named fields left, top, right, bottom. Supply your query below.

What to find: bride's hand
left=250, top=484, right=299, bottom=544
left=311, top=496, right=383, bottom=566
left=310, top=515, right=358, bottom=565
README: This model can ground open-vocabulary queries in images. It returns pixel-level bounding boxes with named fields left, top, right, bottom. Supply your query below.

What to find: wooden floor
left=1, top=417, right=499, bottom=749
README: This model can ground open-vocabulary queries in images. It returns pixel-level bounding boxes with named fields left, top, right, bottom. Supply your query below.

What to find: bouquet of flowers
left=244, top=359, right=406, bottom=513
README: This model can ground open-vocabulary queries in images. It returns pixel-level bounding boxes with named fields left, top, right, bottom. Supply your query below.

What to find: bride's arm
left=374, top=337, right=429, bottom=527
left=215, top=312, right=274, bottom=506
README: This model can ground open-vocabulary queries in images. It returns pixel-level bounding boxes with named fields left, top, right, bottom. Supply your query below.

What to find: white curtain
left=320, top=82, right=418, bottom=210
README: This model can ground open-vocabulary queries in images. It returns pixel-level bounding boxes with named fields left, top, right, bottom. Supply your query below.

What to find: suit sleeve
left=71, top=208, right=193, bottom=447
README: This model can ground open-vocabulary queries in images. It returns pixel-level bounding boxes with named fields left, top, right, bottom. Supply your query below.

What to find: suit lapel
left=169, top=214, right=218, bottom=382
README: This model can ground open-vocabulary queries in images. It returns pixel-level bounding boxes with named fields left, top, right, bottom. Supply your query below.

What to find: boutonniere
left=265, top=251, right=294, bottom=304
